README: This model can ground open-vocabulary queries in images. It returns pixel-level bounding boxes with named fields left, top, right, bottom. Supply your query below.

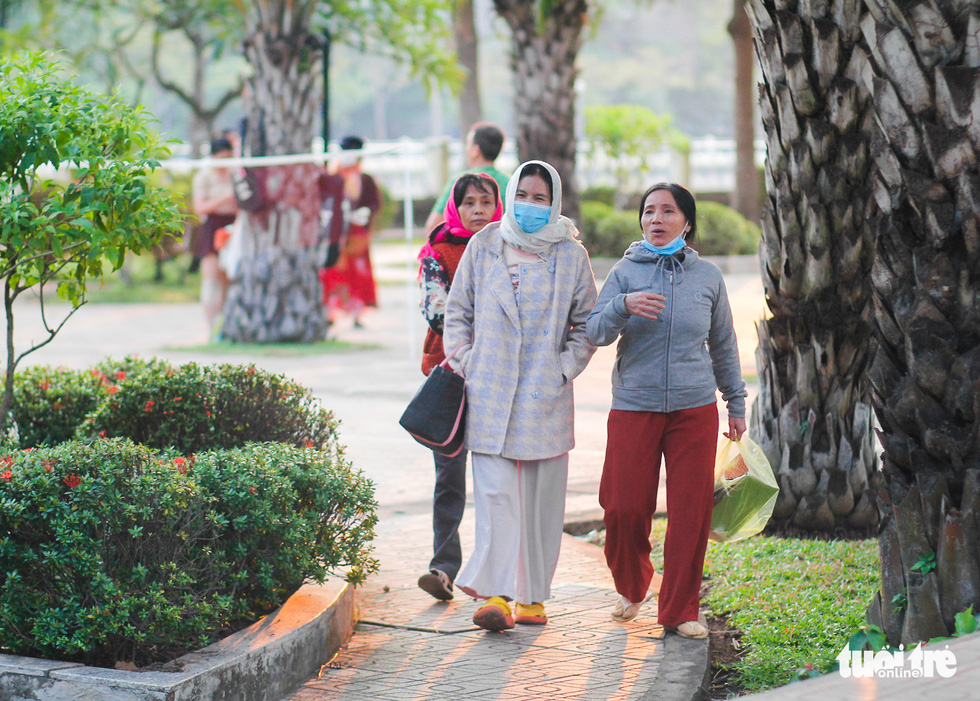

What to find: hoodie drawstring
left=651, top=251, right=685, bottom=297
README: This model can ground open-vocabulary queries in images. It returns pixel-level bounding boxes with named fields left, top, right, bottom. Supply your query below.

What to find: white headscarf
left=499, top=160, right=579, bottom=254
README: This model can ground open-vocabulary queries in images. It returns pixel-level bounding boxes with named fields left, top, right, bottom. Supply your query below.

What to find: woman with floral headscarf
left=443, top=160, right=598, bottom=631
left=415, top=173, right=502, bottom=603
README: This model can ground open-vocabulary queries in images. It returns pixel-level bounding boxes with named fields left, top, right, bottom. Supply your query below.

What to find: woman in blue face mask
left=443, top=161, right=598, bottom=631
left=585, top=183, right=748, bottom=640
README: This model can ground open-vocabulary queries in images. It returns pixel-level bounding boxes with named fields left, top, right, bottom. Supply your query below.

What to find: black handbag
left=399, top=348, right=466, bottom=457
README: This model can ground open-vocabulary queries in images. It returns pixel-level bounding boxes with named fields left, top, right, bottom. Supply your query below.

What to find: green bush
left=580, top=185, right=617, bottom=208
left=9, top=366, right=102, bottom=448
left=594, top=208, right=642, bottom=258
left=375, top=181, right=398, bottom=231
left=579, top=200, right=640, bottom=258
left=578, top=200, right=612, bottom=255
left=191, top=442, right=378, bottom=605
left=74, top=359, right=338, bottom=453
left=0, top=438, right=377, bottom=667
left=694, top=201, right=761, bottom=256
left=12, top=358, right=338, bottom=454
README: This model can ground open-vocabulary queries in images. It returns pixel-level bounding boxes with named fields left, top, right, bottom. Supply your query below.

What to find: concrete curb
left=639, top=619, right=712, bottom=701
left=0, top=580, right=355, bottom=701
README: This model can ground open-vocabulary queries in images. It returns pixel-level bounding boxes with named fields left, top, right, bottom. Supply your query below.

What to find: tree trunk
left=860, top=0, right=980, bottom=646
left=453, top=0, right=481, bottom=137
left=221, top=2, right=328, bottom=343
left=492, top=0, right=587, bottom=221
left=728, top=0, right=760, bottom=223
left=747, top=0, right=880, bottom=535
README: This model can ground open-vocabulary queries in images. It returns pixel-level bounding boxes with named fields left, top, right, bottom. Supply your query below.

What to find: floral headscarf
left=418, top=173, right=503, bottom=264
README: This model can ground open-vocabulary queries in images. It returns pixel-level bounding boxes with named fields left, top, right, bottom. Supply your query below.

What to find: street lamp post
left=321, top=28, right=331, bottom=148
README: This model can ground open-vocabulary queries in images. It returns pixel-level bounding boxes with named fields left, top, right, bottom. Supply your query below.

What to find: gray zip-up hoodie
left=586, top=243, right=747, bottom=417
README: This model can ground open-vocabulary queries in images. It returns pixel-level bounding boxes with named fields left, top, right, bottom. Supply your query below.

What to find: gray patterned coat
left=444, top=224, right=598, bottom=460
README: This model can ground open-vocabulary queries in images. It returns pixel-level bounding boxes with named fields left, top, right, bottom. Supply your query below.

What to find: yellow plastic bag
left=708, top=435, right=779, bottom=543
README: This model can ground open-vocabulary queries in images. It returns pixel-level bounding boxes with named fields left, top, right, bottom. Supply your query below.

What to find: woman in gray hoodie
left=586, top=183, right=747, bottom=639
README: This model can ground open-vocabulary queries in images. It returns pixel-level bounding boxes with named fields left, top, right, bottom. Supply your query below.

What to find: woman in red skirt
left=319, top=135, right=382, bottom=328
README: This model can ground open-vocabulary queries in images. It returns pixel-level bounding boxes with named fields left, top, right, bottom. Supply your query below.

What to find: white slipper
left=667, top=620, right=708, bottom=639
left=611, top=590, right=655, bottom=622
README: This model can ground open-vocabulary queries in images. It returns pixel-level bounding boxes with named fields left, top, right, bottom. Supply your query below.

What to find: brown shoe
left=418, top=569, right=454, bottom=601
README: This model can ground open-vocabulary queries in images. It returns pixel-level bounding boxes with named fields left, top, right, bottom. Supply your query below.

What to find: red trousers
left=599, top=404, right=718, bottom=626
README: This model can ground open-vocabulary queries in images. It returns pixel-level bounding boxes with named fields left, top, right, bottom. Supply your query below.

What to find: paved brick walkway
left=283, top=510, right=707, bottom=701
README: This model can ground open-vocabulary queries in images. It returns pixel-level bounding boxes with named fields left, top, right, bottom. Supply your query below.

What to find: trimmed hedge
left=0, top=438, right=377, bottom=667
left=694, top=200, right=761, bottom=256
left=8, top=366, right=102, bottom=448
left=10, top=358, right=337, bottom=453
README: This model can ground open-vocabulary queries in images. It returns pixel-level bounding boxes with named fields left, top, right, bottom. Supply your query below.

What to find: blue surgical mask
left=641, top=234, right=686, bottom=255
left=512, top=201, right=552, bottom=234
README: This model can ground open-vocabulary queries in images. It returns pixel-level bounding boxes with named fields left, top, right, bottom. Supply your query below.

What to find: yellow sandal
left=473, top=596, right=514, bottom=632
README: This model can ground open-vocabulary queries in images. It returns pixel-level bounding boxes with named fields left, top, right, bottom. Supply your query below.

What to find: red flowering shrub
left=79, top=360, right=337, bottom=453
left=11, top=357, right=337, bottom=455
left=0, top=438, right=377, bottom=667
left=1, top=358, right=375, bottom=669
left=8, top=366, right=102, bottom=448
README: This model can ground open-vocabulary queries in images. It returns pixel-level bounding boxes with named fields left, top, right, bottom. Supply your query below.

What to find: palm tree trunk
left=221, top=1, right=329, bottom=343
left=728, top=0, right=760, bottom=223
left=492, top=0, right=587, bottom=221
left=860, top=0, right=980, bottom=646
left=747, top=0, right=880, bottom=534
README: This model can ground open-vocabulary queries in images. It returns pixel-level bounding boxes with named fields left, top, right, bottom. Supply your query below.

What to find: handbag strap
left=439, top=342, right=468, bottom=375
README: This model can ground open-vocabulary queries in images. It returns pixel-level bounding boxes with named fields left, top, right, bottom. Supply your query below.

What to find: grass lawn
left=167, top=339, right=381, bottom=356
left=699, top=527, right=879, bottom=693
left=83, top=252, right=200, bottom=304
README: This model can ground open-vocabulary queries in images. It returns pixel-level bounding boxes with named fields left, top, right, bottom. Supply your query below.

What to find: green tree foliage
left=315, top=0, right=461, bottom=87
left=585, top=104, right=690, bottom=207
left=0, top=52, right=182, bottom=428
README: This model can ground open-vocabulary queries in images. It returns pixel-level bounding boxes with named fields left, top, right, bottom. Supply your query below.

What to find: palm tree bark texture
left=221, top=0, right=330, bottom=343
left=492, top=0, right=588, bottom=221
left=860, top=0, right=980, bottom=646
left=747, top=0, right=880, bottom=534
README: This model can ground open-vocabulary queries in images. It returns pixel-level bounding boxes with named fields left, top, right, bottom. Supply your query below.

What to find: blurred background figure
left=319, top=135, right=383, bottom=330
left=424, top=122, right=510, bottom=234
left=192, top=136, right=238, bottom=337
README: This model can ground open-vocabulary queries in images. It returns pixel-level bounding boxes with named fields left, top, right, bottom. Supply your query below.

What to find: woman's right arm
left=443, top=243, right=477, bottom=373
left=586, top=267, right=632, bottom=346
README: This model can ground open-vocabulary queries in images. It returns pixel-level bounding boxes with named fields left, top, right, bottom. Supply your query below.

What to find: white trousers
left=456, top=452, right=568, bottom=604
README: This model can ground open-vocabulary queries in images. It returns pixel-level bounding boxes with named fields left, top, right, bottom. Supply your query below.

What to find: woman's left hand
left=724, top=417, right=747, bottom=441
